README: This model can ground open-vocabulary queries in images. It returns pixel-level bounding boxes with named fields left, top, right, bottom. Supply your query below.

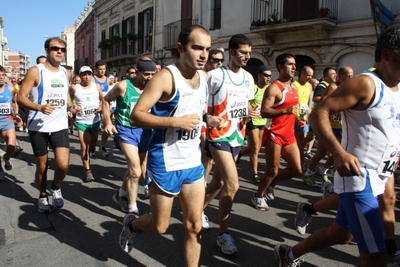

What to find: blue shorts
left=294, top=122, right=310, bottom=133
left=115, top=124, right=151, bottom=154
left=335, top=193, right=385, bottom=253
left=205, top=140, right=241, bottom=159
left=0, top=115, right=14, bottom=132
left=332, top=128, right=342, bottom=139
left=149, top=164, right=204, bottom=195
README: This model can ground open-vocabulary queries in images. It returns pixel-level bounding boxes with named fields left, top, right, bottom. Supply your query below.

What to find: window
left=109, top=23, right=120, bottom=57
left=210, top=0, right=221, bottom=29
left=122, top=16, right=135, bottom=55
left=138, top=7, right=153, bottom=54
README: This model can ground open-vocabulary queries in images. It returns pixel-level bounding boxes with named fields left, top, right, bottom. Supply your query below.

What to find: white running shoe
left=251, top=194, right=269, bottom=211
left=202, top=211, right=210, bottom=230
left=294, top=202, right=312, bottom=235
left=51, top=188, right=64, bottom=208
left=119, top=213, right=137, bottom=253
left=38, top=196, right=51, bottom=213
left=216, top=233, right=238, bottom=255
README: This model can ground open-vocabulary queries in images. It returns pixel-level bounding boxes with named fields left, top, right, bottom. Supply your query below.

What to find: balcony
left=163, top=19, right=199, bottom=51
left=250, top=0, right=337, bottom=43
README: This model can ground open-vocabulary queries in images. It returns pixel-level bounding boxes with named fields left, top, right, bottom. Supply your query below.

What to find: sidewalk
left=0, top=130, right=397, bottom=266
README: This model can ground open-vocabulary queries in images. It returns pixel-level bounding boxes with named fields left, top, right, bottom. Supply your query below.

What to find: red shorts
left=262, top=128, right=296, bottom=147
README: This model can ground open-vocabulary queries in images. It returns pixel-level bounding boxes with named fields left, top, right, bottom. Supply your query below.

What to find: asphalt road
left=0, top=130, right=399, bottom=266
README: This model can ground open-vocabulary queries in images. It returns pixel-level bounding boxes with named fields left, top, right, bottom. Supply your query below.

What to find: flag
left=370, top=0, right=397, bottom=33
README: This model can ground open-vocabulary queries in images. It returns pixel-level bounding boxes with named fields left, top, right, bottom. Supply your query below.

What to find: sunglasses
left=211, top=58, right=224, bottom=63
left=48, top=46, right=66, bottom=53
left=263, top=73, right=271, bottom=77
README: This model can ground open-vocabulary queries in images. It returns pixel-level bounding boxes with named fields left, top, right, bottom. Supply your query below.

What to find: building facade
left=3, top=49, right=30, bottom=79
left=72, top=0, right=399, bottom=80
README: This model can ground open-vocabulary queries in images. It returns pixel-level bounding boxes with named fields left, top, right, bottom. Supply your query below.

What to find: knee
left=266, top=168, right=279, bottom=178
left=291, top=166, right=302, bottom=176
left=329, top=228, right=353, bottom=244
left=126, top=167, right=141, bottom=181
left=225, top=179, right=239, bottom=194
left=184, top=218, right=202, bottom=235
left=151, top=221, right=169, bottom=235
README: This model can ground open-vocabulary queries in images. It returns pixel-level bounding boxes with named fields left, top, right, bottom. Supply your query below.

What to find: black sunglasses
left=211, top=58, right=224, bottom=63
left=263, top=73, right=271, bottom=77
left=48, top=46, right=66, bottom=53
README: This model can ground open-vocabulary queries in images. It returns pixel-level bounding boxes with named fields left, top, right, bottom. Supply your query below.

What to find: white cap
left=108, top=75, right=115, bottom=79
left=79, top=66, right=93, bottom=74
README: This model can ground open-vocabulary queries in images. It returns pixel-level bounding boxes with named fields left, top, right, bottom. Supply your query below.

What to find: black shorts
left=29, top=129, right=70, bottom=156
left=246, top=121, right=264, bottom=131
left=205, top=140, right=241, bottom=159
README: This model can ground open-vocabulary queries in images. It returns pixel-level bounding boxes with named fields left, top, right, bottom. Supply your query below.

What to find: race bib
left=299, top=104, right=309, bottom=115
left=0, top=103, right=11, bottom=115
left=174, top=126, right=199, bottom=142
left=82, top=104, right=97, bottom=116
left=377, top=144, right=400, bottom=178
left=45, top=91, right=66, bottom=109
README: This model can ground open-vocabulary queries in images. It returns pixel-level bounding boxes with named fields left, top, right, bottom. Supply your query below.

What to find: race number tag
left=299, top=104, right=309, bottom=115
left=227, top=94, right=248, bottom=120
left=377, top=144, right=400, bottom=178
left=0, top=103, right=11, bottom=115
left=82, top=104, right=97, bottom=116
left=175, top=126, right=199, bottom=142
left=45, top=91, right=66, bottom=109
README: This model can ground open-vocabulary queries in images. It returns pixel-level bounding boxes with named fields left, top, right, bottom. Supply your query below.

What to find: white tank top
left=334, top=71, right=400, bottom=197
left=74, top=82, right=100, bottom=124
left=28, top=64, right=69, bottom=132
left=147, top=64, right=207, bottom=172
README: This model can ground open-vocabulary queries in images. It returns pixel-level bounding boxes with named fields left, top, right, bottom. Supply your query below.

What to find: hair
left=275, top=53, right=295, bottom=70
left=228, top=34, right=252, bottom=50
left=95, top=60, right=106, bottom=68
left=208, top=48, right=224, bottom=61
left=178, top=25, right=209, bottom=49
left=44, top=37, right=66, bottom=50
left=154, top=60, right=161, bottom=66
left=323, top=67, right=335, bottom=77
left=126, top=67, right=135, bottom=73
left=375, top=27, right=400, bottom=62
left=337, top=67, right=347, bottom=75
left=36, top=55, right=46, bottom=64
left=0, top=65, right=5, bottom=73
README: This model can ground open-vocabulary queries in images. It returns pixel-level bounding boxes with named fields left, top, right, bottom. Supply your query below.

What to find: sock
left=287, top=246, right=296, bottom=261
left=386, top=239, right=398, bottom=256
left=305, top=169, right=314, bottom=176
left=128, top=203, right=138, bottom=212
left=319, top=167, right=328, bottom=175
left=302, top=203, right=316, bottom=215
left=219, top=232, right=229, bottom=236
left=39, top=194, right=47, bottom=198
left=86, top=169, right=91, bottom=173
left=50, top=183, right=60, bottom=191
left=119, top=188, right=127, bottom=198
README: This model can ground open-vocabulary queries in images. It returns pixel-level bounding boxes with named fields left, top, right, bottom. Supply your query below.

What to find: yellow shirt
left=294, top=80, right=311, bottom=121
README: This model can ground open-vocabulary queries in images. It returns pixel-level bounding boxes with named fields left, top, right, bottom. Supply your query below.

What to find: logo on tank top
left=51, top=78, right=65, bottom=88
left=182, top=91, right=194, bottom=97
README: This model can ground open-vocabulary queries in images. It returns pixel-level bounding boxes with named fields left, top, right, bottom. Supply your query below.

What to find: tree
left=0, top=17, right=3, bottom=28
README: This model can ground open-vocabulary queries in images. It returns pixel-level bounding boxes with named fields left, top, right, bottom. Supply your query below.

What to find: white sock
left=128, top=203, right=138, bottom=212
left=287, top=246, right=296, bottom=261
left=118, top=188, right=127, bottom=198
left=305, top=169, right=314, bottom=176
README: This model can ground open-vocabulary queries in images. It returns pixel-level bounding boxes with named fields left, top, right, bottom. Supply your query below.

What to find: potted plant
left=124, top=33, right=137, bottom=42
left=110, top=35, right=122, bottom=44
left=98, top=40, right=109, bottom=50
left=318, top=7, right=330, bottom=18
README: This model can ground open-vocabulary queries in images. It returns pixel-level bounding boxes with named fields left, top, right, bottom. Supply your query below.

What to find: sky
left=1, top=0, right=88, bottom=65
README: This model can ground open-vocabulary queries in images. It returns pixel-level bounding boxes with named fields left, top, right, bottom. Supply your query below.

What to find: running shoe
left=294, top=202, right=312, bottom=235
left=4, top=154, right=12, bottom=171
left=90, top=151, right=96, bottom=159
left=216, top=233, right=238, bottom=255
left=51, top=188, right=64, bottom=208
left=314, top=173, right=330, bottom=182
left=38, top=196, right=51, bottom=213
left=101, top=146, right=109, bottom=157
left=143, top=185, right=149, bottom=199
left=302, top=174, right=317, bottom=187
left=251, top=194, right=269, bottom=211
left=321, top=181, right=334, bottom=199
left=85, top=170, right=95, bottom=182
left=389, top=250, right=400, bottom=264
left=266, top=185, right=275, bottom=200
left=202, top=211, right=210, bottom=230
left=252, top=174, right=260, bottom=185
left=304, top=151, right=313, bottom=159
left=119, top=213, right=138, bottom=253
left=113, top=192, right=129, bottom=212
left=274, top=244, right=303, bottom=267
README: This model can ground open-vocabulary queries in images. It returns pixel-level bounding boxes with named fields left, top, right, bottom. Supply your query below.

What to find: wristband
left=203, top=112, right=212, bottom=123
